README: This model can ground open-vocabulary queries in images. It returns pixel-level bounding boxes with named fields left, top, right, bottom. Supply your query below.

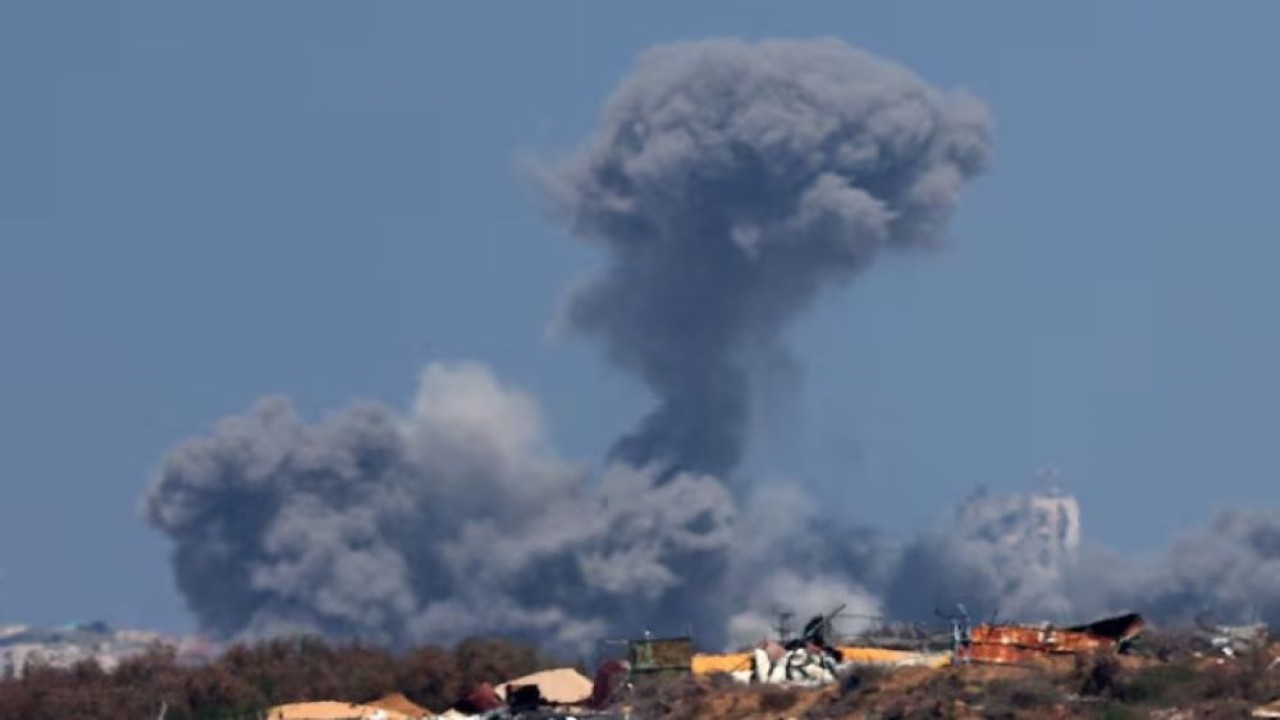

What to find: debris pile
left=691, top=607, right=950, bottom=687
left=3, top=611, right=1277, bottom=719
left=1195, top=613, right=1270, bottom=658
left=963, top=612, right=1147, bottom=665
left=746, top=642, right=839, bottom=687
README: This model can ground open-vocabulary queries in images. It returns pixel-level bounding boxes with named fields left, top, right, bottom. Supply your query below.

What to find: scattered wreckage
left=1195, top=613, right=1270, bottom=658
left=637, top=605, right=1153, bottom=695
left=692, top=605, right=1150, bottom=685
left=688, top=605, right=949, bottom=688
left=266, top=603, right=1280, bottom=718
left=958, top=610, right=1147, bottom=666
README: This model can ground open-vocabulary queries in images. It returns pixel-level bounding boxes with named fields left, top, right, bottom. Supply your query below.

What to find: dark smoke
left=162, top=37, right=1280, bottom=645
left=141, top=28, right=1280, bottom=646
left=146, top=37, right=994, bottom=650
left=144, top=35, right=1280, bottom=650
left=878, top=492, right=1280, bottom=630
left=885, top=490, right=1084, bottom=623
left=540, top=37, right=990, bottom=477
left=1135, top=508, right=1280, bottom=626
left=146, top=363, right=735, bottom=650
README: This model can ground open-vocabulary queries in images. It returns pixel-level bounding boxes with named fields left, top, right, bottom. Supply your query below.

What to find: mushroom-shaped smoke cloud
left=541, top=37, right=990, bottom=477
left=146, top=37, right=993, bottom=651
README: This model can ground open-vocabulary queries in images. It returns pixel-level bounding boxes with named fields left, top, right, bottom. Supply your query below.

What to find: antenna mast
left=771, top=607, right=794, bottom=643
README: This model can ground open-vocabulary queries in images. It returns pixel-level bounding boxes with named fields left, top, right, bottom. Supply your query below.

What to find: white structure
left=947, top=486, right=1084, bottom=620
left=0, top=622, right=198, bottom=678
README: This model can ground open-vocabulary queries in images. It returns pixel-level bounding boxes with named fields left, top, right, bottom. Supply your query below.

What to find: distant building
left=953, top=489, right=1081, bottom=576
left=937, top=488, right=1084, bottom=621
left=0, top=621, right=203, bottom=678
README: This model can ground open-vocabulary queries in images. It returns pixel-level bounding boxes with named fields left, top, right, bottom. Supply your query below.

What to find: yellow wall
left=691, top=652, right=753, bottom=675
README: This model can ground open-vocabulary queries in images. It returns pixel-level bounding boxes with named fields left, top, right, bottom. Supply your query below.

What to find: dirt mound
left=369, top=692, right=432, bottom=718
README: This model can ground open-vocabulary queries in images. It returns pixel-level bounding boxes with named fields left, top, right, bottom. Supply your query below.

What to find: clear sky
left=3, top=1, right=1280, bottom=634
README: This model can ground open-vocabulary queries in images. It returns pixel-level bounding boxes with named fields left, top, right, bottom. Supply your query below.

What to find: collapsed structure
left=664, top=607, right=1145, bottom=689
left=961, top=612, right=1146, bottom=665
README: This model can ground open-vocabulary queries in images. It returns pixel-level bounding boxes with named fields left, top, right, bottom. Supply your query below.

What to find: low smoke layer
left=881, top=493, right=1280, bottom=629
left=540, top=37, right=990, bottom=477
left=145, top=363, right=735, bottom=650
left=1137, top=508, right=1280, bottom=625
left=886, top=490, right=1084, bottom=623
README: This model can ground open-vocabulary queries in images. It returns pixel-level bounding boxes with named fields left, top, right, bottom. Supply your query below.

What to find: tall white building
left=947, top=487, right=1083, bottom=620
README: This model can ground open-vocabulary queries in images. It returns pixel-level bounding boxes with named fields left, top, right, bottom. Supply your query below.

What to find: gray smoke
left=540, top=37, right=990, bottom=477
left=885, top=489, right=1085, bottom=623
left=146, top=37, right=993, bottom=650
left=878, top=491, right=1280, bottom=630
left=145, top=363, right=735, bottom=650
left=722, top=485, right=889, bottom=647
left=1132, top=508, right=1280, bottom=625
left=145, top=37, right=1280, bottom=650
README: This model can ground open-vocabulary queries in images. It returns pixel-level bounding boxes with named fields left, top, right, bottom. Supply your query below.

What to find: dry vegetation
left=0, top=636, right=561, bottom=720
left=3, top=632, right=1280, bottom=719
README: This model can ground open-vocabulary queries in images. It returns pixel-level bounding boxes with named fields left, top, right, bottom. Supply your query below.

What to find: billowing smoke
left=146, top=363, right=735, bottom=650
left=1134, top=508, right=1280, bottom=625
left=878, top=491, right=1280, bottom=630
left=721, top=484, right=893, bottom=644
left=885, top=490, right=1085, bottom=623
left=540, top=37, right=990, bottom=477
left=146, top=36, right=993, bottom=650
left=145, top=35, right=1280, bottom=651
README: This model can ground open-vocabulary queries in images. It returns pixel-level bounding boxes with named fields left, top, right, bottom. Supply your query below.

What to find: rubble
left=747, top=643, right=837, bottom=686
left=691, top=645, right=949, bottom=681
left=1195, top=614, right=1270, bottom=658
left=6, top=609, right=1276, bottom=719
left=3, top=606, right=1250, bottom=719
left=963, top=612, right=1146, bottom=665
left=690, top=608, right=950, bottom=688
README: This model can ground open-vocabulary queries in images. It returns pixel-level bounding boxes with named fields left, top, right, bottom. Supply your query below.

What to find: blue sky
left=3, top=2, right=1280, bottom=633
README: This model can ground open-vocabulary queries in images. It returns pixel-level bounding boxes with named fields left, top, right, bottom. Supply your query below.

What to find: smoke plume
left=540, top=37, right=990, bottom=477
left=143, top=35, right=1280, bottom=652
left=1135, top=508, right=1280, bottom=625
left=878, top=492, right=1280, bottom=630
left=145, top=36, right=994, bottom=650
left=885, top=490, right=1085, bottom=623
left=146, top=363, right=734, bottom=650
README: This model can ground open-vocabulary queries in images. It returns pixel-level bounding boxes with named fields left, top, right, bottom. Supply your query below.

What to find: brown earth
left=628, top=648, right=1280, bottom=719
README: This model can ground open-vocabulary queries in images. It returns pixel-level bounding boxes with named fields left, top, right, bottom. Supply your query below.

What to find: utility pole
left=770, top=608, right=794, bottom=643
left=936, top=604, right=973, bottom=665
